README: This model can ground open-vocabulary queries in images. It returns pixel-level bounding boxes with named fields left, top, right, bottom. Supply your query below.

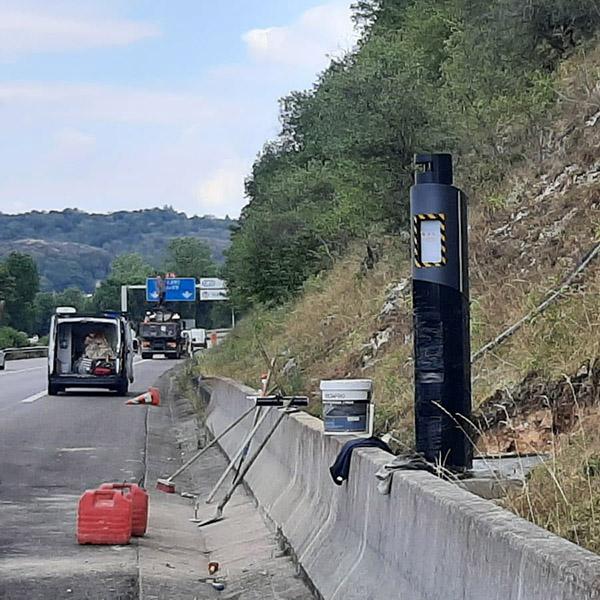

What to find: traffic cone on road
left=126, top=387, right=160, bottom=406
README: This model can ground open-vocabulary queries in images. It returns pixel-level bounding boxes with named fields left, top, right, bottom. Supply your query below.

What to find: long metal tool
left=204, top=406, right=273, bottom=503
left=196, top=404, right=294, bottom=528
left=230, top=360, right=276, bottom=487
left=203, top=360, right=276, bottom=502
left=156, top=403, right=256, bottom=493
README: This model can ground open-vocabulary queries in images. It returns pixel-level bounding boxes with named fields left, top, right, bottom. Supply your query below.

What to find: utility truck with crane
left=138, top=309, right=185, bottom=359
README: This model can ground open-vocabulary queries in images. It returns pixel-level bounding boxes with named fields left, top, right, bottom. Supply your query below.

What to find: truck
left=47, top=307, right=135, bottom=396
left=138, top=309, right=185, bottom=359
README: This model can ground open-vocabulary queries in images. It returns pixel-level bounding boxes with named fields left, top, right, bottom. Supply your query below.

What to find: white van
left=182, top=328, right=207, bottom=356
left=47, top=307, right=135, bottom=395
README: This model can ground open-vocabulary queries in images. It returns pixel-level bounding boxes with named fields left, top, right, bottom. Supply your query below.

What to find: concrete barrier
left=202, top=376, right=600, bottom=600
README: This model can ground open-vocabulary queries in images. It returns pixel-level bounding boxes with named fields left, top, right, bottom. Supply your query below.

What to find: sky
left=0, top=0, right=358, bottom=218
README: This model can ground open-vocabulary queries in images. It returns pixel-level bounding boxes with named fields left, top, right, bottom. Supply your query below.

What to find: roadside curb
left=138, top=372, right=215, bottom=599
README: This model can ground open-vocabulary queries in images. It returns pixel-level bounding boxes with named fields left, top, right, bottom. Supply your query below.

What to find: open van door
left=124, top=322, right=135, bottom=383
left=48, top=315, right=57, bottom=376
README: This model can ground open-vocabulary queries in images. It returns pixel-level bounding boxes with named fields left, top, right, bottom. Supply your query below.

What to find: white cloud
left=0, top=83, right=214, bottom=125
left=52, top=128, right=96, bottom=161
left=242, top=1, right=357, bottom=70
left=0, top=2, right=359, bottom=218
left=197, top=160, right=250, bottom=217
left=0, top=7, right=159, bottom=58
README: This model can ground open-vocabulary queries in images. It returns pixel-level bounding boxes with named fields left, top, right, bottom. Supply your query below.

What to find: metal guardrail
left=1, top=346, right=49, bottom=359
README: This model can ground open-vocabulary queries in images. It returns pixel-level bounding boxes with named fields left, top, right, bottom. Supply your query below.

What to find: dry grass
left=506, top=413, right=600, bottom=554
left=199, top=238, right=415, bottom=433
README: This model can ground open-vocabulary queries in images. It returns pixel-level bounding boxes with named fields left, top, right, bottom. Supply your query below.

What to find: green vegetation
left=0, top=237, right=229, bottom=341
left=91, top=238, right=228, bottom=327
left=0, top=253, right=39, bottom=334
left=0, top=326, right=30, bottom=349
left=225, top=0, right=598, bottom=308
left=0, top=208, right=232, bottom=292
left=164, top=237, right=217, bottom=280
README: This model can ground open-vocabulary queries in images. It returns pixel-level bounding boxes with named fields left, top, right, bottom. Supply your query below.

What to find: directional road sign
left=199, top=277, right=227, bottom=290
left=200, top=289, right=228, bottom=301
left=146, top=277, right=197, bottom=302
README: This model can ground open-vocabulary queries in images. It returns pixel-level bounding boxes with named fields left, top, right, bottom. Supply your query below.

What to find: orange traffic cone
left=126, top=387, right=160, bottom=406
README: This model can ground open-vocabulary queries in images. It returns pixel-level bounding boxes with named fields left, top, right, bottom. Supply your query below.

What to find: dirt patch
left=475, top=358, right=600, bottom=454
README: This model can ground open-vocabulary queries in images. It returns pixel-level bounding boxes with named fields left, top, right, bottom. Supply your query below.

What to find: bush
left=0, top=326, right=30, bottom=349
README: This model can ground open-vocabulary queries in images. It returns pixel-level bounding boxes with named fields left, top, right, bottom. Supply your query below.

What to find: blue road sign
left=146, top=277, right=197, bottom=302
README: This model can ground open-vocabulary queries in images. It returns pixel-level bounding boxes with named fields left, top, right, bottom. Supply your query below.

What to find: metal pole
left=204, top=406, right=272, bottom=503
left=165, top=403, right=256, bottom=482
left=121, top=285, right=128, bottom=313
left=215, top=409, right=287, bottom=511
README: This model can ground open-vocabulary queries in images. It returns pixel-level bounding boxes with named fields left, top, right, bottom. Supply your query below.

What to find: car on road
left=0, top=349, right=5, bottom=370
left=182, top=327, right=207, bottom=356
left=47, top=307, right=135, bottom=395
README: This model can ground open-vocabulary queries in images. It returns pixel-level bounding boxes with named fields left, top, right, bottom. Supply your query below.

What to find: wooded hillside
left=225, top=0, right=600, bottom=307
left=0, top=208, right=233, bottom=291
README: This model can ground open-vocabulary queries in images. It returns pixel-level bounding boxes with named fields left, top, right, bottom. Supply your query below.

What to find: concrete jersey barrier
left=202, top=376, right=600, bottom=600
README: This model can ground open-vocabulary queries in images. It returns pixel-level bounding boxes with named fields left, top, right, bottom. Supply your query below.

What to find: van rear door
left=47, top=315, right=57, bottom=375
left=124, top=321, right=134, bottom=383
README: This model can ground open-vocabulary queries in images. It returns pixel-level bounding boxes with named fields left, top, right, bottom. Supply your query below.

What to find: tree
left=110, top=253, right=154, bottom=285
left=164, top=238, right=217, bottom=279
left=225, top=0, right=597, bottom=309
left=0, top=326, right=29, bottom=349
left=4, top=252, right=39, bottom=333
left=33, top=292, right=57, bottom=336
left=91, top=280, right=122, bottom=313
left=0, top=262, right=16, bottom=325
left=91, top=253, right=154, bottom=314
left=55, top=287, right=89, bottom=312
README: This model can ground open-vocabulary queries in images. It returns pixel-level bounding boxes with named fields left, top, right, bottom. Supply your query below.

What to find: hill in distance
left=0, top=207, right=234, bottom=292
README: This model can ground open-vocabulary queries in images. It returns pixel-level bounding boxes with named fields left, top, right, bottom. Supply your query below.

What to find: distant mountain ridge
left=0, top=208, right=233, bottom=292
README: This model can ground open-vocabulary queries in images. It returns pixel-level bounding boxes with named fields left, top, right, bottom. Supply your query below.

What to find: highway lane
left=0, top=356, right=180, bottom=599
left=0, top=357, right=48, bottom=408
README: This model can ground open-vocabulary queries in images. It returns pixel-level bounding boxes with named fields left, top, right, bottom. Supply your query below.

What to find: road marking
left=21, top=391, right=47, bottom=404
left=3, top=366, right=45, bottom=375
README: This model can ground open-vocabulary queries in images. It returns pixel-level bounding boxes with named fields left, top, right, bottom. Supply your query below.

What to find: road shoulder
left=139, top=372, right=314, bottom=599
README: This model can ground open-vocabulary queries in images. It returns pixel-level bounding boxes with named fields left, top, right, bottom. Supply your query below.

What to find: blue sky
left=0, top=0, right=357, bottom=217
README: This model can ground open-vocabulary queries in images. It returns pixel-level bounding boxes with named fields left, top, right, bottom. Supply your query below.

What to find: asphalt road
left=0, top=356, right=178, bottom=599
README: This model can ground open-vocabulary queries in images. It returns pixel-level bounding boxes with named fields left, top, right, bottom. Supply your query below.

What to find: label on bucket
left=323, top=401, right=371, bottom=435
left=321, top=390, right=370, bottom=401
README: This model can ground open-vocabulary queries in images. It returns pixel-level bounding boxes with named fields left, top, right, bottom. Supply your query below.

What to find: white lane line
left=3, top=366, right=45, bottom=375
left=21, top=390, right=47, bottom=404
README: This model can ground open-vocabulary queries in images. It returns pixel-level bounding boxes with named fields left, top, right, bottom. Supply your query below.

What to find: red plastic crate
left=100, top=482, right=149, bottom=536
left=77, top=489, right=132, bottom=545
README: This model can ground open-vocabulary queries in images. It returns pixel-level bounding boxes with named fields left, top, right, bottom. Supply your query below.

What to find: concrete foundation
left=202, top=376, right=600, bottom=600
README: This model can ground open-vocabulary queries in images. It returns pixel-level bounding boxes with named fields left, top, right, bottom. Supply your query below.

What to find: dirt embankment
left=475, top=359, right=600, bottom=454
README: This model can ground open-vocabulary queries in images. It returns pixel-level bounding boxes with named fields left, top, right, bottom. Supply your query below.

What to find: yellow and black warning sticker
left=413, top=213, right=447, bottom=267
